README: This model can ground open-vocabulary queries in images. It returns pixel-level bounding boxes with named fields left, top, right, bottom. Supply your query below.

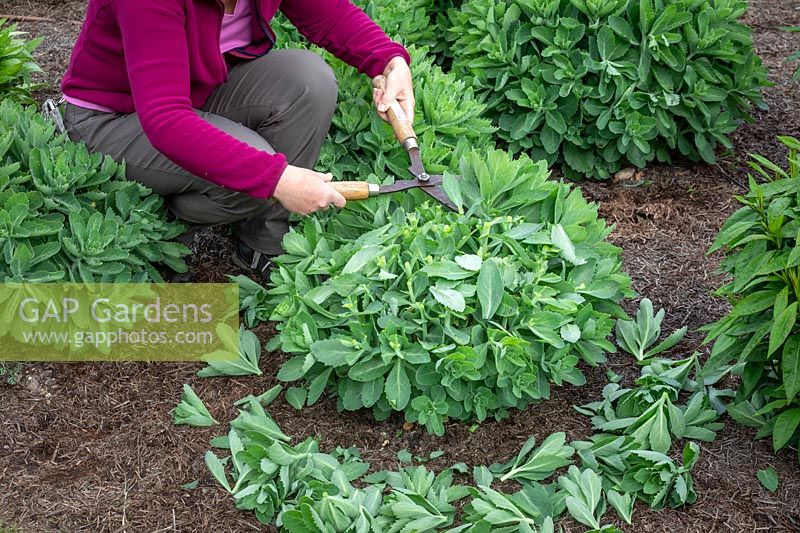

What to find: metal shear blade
left=379, top=176, right=458, bottom=212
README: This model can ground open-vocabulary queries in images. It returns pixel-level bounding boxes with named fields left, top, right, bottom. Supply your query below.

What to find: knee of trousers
left=276, top=50, right=339, bottom=119
left=167, top=187, right=275, bottom=226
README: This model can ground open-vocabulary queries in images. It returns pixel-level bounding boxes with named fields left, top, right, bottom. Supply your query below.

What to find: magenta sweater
left=61, top=0, right=410, bottom=199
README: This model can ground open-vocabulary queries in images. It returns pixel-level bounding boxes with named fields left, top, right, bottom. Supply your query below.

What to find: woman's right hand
left=273, top=165, right=346, bottom=215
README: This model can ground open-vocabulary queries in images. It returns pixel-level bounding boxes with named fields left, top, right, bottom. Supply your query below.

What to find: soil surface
left=2, top=1, right=800, bottom=532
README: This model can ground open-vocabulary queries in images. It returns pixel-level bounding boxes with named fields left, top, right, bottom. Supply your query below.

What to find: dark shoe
left=232, top=240, right=276, bottom=282
left=158, top=253, right=194, bottom=283
left=167, top=256, right=195, bottom=283
left=175, top=225, right=201, bottom=247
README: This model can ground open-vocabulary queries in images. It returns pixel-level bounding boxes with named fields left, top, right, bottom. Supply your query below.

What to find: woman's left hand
left=373, top=56, right=415, bottom=124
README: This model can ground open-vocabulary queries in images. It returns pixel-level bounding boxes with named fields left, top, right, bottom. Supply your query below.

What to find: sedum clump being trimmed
left=446, top=0, right=768, bottom=179
left=0, top=101, right=189, bottom=283
left=264, top=147, right=632, bottom=432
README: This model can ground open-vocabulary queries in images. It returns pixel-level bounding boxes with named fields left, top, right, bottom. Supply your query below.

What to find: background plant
left=445, top=0, right=768, bottom=179
left=0, top=101, right=189, bottom=283
left=0, top=19, right=42, bottom=103
left=703, top=136, right=800, bottom=462
left=358, top=0, right=439, bottom=50
left=318, top=45, right=496, bottom=181
left=262, top=147, right=631, bottom=431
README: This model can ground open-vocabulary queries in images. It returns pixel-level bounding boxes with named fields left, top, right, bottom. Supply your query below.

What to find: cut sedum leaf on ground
left=173, top=384, right=217, bottom=427
left=757, top=467, right=779, bottom=492
left=197, top=325, right=262, bottom=377
left=558, top=466, right=606, bottom=530
left=490, top=432, right=575, bottom=483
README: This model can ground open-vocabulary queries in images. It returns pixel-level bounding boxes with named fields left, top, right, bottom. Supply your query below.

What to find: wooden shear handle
left=330, top=181, right=378, bottom=201
left=372, top=75, right=417, bottom=146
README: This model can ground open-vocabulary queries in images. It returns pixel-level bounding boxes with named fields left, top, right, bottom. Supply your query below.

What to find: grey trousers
left=63, top=49, right=338, bottom=255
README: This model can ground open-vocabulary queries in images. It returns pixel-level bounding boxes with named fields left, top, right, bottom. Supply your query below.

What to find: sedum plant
left=230, top=274, right=271, bottom=328
left=266, top=16, right=496, bottom=183
left=0, top=101, right=189, bottom=282
left=587, top=389, right=722, bottom=453
left=206, top=399, right=706, bottom=529
left=271, top=0, right=442, bottom=51
left=572, top=434, right=638, bottom=489
left=207, top=396, right=475, bottom=531
left=372, top=466, right=470, bottom=531
left=264, top=147, right=631, bottom=431
left=703, top=136, right=800, bottom=461
left=358, top=0, right=439, bottom=49
left=446, top=0, right=768, bottom=179
left=281, top=474, right=383, bottom=532
left=557, top=466, right=612, bottom=531
left=0, top=20, right=42, bottom=103
left=571, top=435, right=701, bottom=512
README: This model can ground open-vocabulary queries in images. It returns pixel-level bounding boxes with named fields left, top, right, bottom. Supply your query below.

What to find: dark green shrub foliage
left=0, top=19, right=42, bottom=103
left=0, top=101, right=189, bottom=283
left=787, top=27, right=800, bottom=80
left=446, top=0, right=769, bottom=178
left=704, top=136, right=800, bottom=462
left=264, top=147, right=631, bottom=431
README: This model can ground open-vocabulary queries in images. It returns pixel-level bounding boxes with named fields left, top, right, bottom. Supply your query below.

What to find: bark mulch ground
left=2, top=1, right=800, bottom=532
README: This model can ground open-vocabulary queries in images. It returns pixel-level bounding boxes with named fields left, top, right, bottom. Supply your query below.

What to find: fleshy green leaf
left=430, top=286, right=467, bottom=312
left=757, top=467, right=779, bottom=492
left=477, top=259, right=504, bottom=320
